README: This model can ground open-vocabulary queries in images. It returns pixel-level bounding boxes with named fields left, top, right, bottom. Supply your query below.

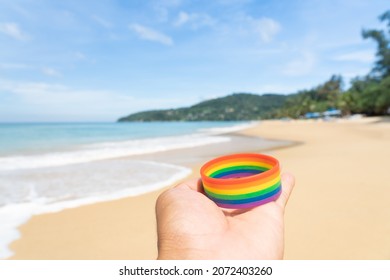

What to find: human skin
left=156, top=173, right=295, bottom=259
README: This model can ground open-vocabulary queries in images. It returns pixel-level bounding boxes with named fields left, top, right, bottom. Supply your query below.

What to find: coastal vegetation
left=118, top=10, right=390, bottom=122
left=275, top=10, right=390, bottom=118
left=118, top=93, right=286, bottom=121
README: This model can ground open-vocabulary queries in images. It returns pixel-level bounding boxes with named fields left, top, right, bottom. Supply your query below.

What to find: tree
left=277, top=75, right=344, bottom=118
left=315, top=74, right=343, bottom=107
left=342, top=75, right=390, bottom=115
left=362, top=10, right=390, bottom=78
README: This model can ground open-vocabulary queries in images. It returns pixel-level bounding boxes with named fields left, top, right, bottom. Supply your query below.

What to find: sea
left=0, top=121, right=254, bottom=258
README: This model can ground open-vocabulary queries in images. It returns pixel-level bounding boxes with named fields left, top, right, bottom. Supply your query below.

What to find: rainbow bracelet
left=200, top=153, right=282, bottom=209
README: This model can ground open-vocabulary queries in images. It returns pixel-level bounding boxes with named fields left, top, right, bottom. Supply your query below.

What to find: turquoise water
left=0, top=122, right=246, bottom=156
left=0, top=121, right=254, bottom=258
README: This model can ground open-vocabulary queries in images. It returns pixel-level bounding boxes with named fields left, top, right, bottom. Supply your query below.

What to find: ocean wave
left=199, top=121, right=258, bottom=134
left=0, top=134, right=230, bottom=171
left=0, top=160, right=191, bottom=259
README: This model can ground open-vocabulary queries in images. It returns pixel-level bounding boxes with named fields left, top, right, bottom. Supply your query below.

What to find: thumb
left=275, top=172, right=295, bottom=210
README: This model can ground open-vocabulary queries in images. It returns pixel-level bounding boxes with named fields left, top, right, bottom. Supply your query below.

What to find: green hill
left=117, top=93, right=287, bottom=122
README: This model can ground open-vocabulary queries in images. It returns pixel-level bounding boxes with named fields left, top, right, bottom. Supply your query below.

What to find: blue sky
left=0, top=0, right=388, bottom=122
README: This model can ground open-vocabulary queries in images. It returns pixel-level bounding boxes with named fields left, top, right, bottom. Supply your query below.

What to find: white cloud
left=151, top=0, right=183, bottom=22
left=0, top=22, right=28, bottom=40
left=250, top=17, right=281, bottom=43
left=74, top=51, right=87, bottom=60
left=342, top=68, right=371, bottom=80
left=174, top=11, right=216, bottom=29
left=91, top=15, right=113, bottom=28
left=0, top=79, right=186, bottom=120
left=0, top=63, right=30, bottom=70
left=236, top=16, right=281, bottom=43
left=0, top=64, right=63, bottom=77
left=332, top=50, right=375, bottom=63
left=0, top=80, right=67, bottom=103
left=0, top=79, right=134, bottom=118
left=129, top=24, right=173, bottom=45
left=175, top=11, right=190, bottom=26
left=283, top=51, right=316, bottom=76
left=42, top=67, right=62, bottom=77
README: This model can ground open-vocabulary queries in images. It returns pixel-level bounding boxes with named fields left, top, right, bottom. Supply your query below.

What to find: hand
left=156, top=173, right=295, bottom=259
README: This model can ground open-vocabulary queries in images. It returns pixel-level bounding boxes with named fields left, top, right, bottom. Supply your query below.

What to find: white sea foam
left=0, top=122, right=251, bottom=259
left=0, top=133, right=230, bottom=171
left=200, top=121, right=258, bottom=134
left=0, top=160, right=191, bottom=259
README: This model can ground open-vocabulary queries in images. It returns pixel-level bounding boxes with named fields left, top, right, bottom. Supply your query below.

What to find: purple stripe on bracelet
left=219, top=172, right=258, bottom=179
left=215, top=189, right=282, bottom=209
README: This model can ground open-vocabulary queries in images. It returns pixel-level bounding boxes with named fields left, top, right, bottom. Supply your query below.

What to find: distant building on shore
left=323, top=109, right=342, bottom=117
left=304, top=108, right=342, bottom=119
left=304, top=112, right=321, bottom=119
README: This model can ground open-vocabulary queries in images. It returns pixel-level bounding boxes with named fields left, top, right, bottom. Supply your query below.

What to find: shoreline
left=8, top=117, right=390, bottom=259
left=7, top=124, right=290, bottom=259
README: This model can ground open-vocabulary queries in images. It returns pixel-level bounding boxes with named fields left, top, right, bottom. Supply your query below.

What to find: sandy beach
left=8, top=117, right=390, bottom=259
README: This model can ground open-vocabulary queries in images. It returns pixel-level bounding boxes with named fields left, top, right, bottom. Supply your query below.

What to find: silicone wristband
left=200, top=153, right=282, bottom=209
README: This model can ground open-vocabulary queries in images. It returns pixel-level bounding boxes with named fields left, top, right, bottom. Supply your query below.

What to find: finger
left=156, top=178, right=205, bottom=213
left=156, top=178, right=199, bottom=211
left=235, top=172, right=295, bottom=222
left=174, top=177, right=203, bottom=192
left=275, top=172, right=295, bottom=209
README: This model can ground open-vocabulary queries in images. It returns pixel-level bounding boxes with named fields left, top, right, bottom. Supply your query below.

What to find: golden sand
left=9, top=117, right=390, bottom=259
